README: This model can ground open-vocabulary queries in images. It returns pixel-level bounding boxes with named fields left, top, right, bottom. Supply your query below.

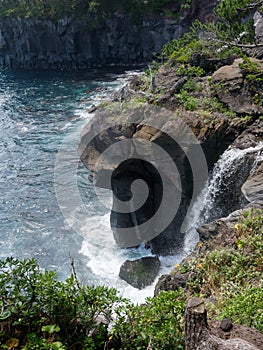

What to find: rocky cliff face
left=78, top=57, right=263, bottom=255
left=0, top=0, right=219, bottom=69
left=0, top=16, right=177, bottom=69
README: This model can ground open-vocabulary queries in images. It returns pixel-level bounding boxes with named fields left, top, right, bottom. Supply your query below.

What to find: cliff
left=78, top=56, right=263, bottom=255
left=0, top=0, right=219, bottom=69
left=0, top=16, right=174, bottom=69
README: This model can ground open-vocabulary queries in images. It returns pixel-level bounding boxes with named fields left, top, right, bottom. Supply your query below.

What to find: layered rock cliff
left=0, top=0, right=219, bottom=69
left=0, top=16, right=174, bottom=69
left=78, top=55, right=263, bottom=255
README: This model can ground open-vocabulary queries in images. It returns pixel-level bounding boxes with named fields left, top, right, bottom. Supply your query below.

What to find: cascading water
left=1, top=68, right=262, bottom=304
left=184, top=141, right=263, bottom=254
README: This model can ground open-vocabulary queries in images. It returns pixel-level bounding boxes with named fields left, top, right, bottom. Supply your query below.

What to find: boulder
left=212, top=58, right=263, bottom=115
left=154, top=272, right=189, bottom=296
left=232, top=120, right=263, bottom=149
left=196, top=221, right=224, bottom=241
left=242, top=162, right=263, bottom=204
left=119, top=256, right=161, bottom=289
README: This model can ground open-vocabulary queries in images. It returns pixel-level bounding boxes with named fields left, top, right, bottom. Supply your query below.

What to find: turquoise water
left=0, top=69, right=184, bottom=302
left=0, top=70, right=122, bottom=275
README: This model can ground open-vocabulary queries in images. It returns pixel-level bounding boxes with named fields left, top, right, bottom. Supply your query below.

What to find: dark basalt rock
left=78, top=105, right=207, bottom=254
left=185, top=298, right=260, bottom=350
left=196, top=222, right=223, bottom=241
left=209, top=320, right=263, bottom=350
left=0, top=16, right=179, bottom=69
left=220, top=318, right=233, bottom=332
left=78, top=102, right=254, bottom=255
left=242, top=162, right=263, bottom=204
left=119, top=256, right=161, bottom=289
left=0, top=0, right=220, bottom=70
left=154, top=272, right=189, bottom=296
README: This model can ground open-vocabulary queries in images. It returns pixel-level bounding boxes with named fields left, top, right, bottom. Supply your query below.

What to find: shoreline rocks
left=119, top=256, right=161, bottom=289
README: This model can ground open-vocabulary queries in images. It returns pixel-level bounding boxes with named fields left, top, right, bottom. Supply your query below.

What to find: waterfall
left=184, top=142, right=263, bottom=253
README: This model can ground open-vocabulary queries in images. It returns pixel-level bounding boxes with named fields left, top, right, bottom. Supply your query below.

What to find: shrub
left=218, top=284, right=263, bottom=332
left=111, top=290, right=185, bottom=350
left=184, top=208, right=263, bottom=332
left=0, top=258, right=121, bottom=349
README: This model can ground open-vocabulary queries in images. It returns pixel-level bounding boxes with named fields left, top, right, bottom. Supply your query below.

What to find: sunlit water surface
left=0, top=69, right=186, bottom=303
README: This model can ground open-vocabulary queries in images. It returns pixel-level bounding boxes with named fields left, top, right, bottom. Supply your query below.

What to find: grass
left=0, top=209, right=261, bottom=349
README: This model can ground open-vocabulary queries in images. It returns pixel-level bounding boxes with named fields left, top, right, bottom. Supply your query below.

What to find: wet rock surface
left=78, top=98, right=261, bottom=254
left=119, top=256, right=161, bottom=289
left=242, top=162, right=263, bottom=204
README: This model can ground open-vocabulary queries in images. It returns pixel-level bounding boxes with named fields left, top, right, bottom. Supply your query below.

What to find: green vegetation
left=111, top=290, right=185, bottom=350
left=0, top=258, right=122, bottom=349
left=176, top=90, right=199, bottom=111
left=177, top=208, right=263, bottom=331
left=0, top=0, right=178, bottom=21
left=0, top=209, right=261, bottom=349
left=135, top=1, right=263, bottom=115
left=0, top=0, right=262, bottom=348
left=162, top=0, right=262, bottom=63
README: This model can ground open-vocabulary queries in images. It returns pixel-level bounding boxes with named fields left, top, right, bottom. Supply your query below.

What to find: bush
left=182, top=208, right=263, bottom=332
left=111, top=290, right=185, bottom=350
left=0, top=258, right=121, bottom=349
left=0, top=0, right=178, bottom=21
left=0, top=208, right=262, bottom=349
left=162, top=0, right=258, bottom=64
left=218, top=284, right=263, bottom=332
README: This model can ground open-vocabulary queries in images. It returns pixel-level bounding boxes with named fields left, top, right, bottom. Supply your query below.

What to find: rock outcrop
left=0, top=16, right=177, bottom=69
left=79, top=104, right=205, bottom=254
left=78, top=101, right=255, bottom=255
left=119, top=256, right=160, bottom=289
left=78, top=55, right=263, bottom=255
left=242, top=162, right=263, bottom=204
left=0, top=0, right=220, bottom=70
left=154, top=203, right=262, bottom=296
left=154, top=272, right=189, bottom=295
left=185, top=298, right=261, bottom=350
left=212, top=58, right=263, bottom=115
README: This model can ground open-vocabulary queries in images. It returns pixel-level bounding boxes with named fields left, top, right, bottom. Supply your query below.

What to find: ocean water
left=0, top=69, right=186, bottom=303
left=2, top=68, right=258, bottom=303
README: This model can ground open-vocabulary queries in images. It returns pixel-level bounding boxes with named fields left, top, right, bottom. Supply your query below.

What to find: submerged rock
left=119, top=256, right=160, bottom=289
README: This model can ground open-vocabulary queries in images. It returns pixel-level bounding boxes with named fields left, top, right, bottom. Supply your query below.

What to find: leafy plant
left=111, top=290, right=185, bottom=350
left=176, top=91, right=198, bottom=111
left=181, top=208, right=263, bottom=331
left=0, top=0, right=178, bottom=21
left=218, top=284, right=263, bottom=332
left=0, top=258, right=121, bottom=349
left=176, top=65, right=205, bottom=77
